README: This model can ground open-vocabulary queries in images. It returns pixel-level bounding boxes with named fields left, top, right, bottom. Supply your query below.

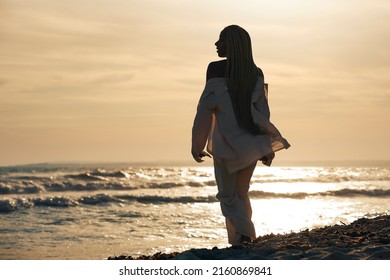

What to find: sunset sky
left=1, top=0, right=389, bottom=166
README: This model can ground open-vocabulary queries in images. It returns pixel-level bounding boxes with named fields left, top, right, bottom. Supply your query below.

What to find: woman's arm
left=191, top=100, right=214, bottom=162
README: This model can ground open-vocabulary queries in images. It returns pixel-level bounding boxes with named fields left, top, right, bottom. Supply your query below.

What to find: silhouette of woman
left=191, top=25, right=290, bottom=245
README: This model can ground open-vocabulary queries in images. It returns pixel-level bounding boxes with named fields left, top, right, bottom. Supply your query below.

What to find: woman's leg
left=214, top=159, right=256, bottom=244
left=236, top=162, right=257, bottom=219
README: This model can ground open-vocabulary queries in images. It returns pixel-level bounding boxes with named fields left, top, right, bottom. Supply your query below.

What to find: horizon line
left=1, top=159, right=390, bottom=168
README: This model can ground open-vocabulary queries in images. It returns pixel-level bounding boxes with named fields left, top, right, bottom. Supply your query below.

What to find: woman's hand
left=261, top=152, right=275, bottom=166
left=191, top=149, right=212, bottom=163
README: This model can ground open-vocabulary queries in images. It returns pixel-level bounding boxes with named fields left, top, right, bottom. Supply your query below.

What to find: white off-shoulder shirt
left=192, top=77, right=290, bottom=173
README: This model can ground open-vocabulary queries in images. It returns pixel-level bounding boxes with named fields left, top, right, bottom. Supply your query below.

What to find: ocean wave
left=0, top=179, right=212, bottom=195
left=43, top=182, right=138, bottom=192
left=1, top=177, right=389, bottom=197
left=65, top=173, right=107, bottom=181
left=2, top=166, right=390, bottom=198
left=65, top=169, right=131, bottom=181
left=115, top=194, right=218, bottom=204
left=33, top=197, right=79, bottom=207
left=0, top=198, right=33, bottom=212
left=249, top=191, right=309, bottom=199
left=323, top=188, right=390, bottom=197
left=79, top=193, right=123, bottom=205
left=252, top=176, right=390, bottom=184
left=249, top=188, right=390, bottom=199
left=2, top=187, right=389, bottom=213
left=0, top=184, right=43, bottom=194
left=0, top=193, right=218, bottom=213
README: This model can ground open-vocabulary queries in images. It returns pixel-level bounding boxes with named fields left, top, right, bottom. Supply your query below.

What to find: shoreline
left=109, top=215, right=389, bottom=260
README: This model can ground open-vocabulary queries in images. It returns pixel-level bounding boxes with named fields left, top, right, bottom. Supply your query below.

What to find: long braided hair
left=223, top=25, right=262, bottom=135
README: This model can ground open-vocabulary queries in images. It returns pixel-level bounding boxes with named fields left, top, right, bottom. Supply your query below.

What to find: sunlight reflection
left=251, top=198, right=356, bottom=236
left=250, top=182, right=339, bottom=194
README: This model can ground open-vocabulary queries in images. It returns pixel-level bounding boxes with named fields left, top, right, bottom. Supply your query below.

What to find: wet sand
left=109, top=215, right=389, bottom=260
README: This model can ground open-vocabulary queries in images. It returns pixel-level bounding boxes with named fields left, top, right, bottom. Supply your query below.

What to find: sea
left=0, top=161, right=389, bottom=260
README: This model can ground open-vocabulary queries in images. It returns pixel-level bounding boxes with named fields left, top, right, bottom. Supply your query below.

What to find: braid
left=224, top=25, right=262, bottom=135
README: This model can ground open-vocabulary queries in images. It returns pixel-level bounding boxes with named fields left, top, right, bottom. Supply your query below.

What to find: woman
left=191, top=25, right=290, bottom=245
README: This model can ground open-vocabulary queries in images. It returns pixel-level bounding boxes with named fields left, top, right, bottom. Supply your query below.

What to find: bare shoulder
left=206, top=60, right=227, bottom=81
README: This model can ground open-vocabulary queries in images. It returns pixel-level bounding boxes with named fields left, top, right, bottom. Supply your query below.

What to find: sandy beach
left=109, top=215, right=389, bottom=260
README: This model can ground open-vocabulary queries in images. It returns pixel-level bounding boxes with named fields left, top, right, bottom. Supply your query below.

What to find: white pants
left=213, top=158, right=257, bottom=245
